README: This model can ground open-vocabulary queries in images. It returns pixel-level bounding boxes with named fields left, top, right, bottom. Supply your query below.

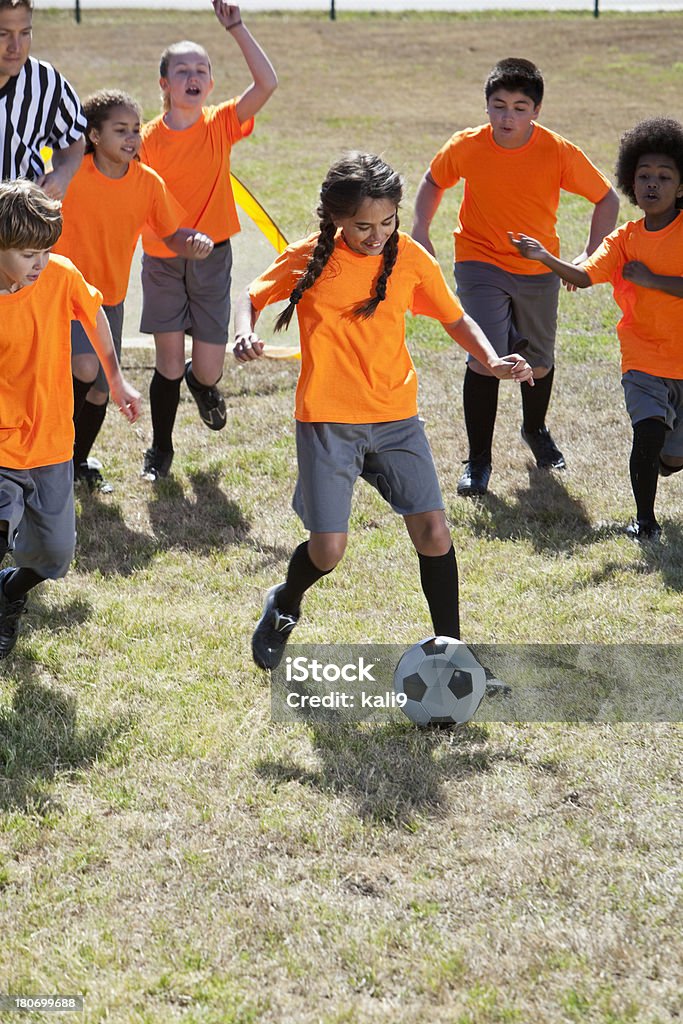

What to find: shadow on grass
left=585, top=518, right=683, bottom=593
left=76, top=469, right=291, bottom=575
left=256, top=720, right=524, bottom=826
left=0, top=668, right=132, bottom=814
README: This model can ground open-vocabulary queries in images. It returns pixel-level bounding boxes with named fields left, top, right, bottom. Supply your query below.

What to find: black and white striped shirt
left=0, top=56, right=86, bottom=181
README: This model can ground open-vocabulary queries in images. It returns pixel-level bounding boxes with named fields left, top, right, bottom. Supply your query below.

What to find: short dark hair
left=0, top=179, right=62, bottom=250
left=485, top=57, right=544, bottom=107
left=0, top=0, right=33, bottom=11
left=615, top=117, right=683, bottom=209
left=83, top=89, right=142, bottom=155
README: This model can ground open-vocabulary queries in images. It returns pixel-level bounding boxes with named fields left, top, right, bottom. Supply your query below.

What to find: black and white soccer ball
left=393, top=636, right=487, bottom=726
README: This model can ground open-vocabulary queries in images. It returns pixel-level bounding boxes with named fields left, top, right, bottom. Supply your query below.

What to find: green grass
left=0, top=9, right=682, bottom=1024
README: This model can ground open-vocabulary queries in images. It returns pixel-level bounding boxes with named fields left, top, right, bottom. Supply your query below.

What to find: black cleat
left=141, top=446, right=173, bottom=481
left=184, top=361, right=227, bottom=431
left=251, top=584, right=298, bottom=671
left=74, top=457, right=113, bottom=494
left=457, top=458, right=492, bottom=497
left=0, top=568, right=27, bottom=659
left=521, top=426, right=566, bottom=469
left=625, top=519, right=662, bottom=543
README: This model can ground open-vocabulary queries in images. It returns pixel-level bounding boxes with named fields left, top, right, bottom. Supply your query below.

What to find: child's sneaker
left=520, top=425, right=566, bottom=469
left=252, top=584, right=298, bottom=670
left=184, top=361, right=227, bottom=431
left=74, top=457, right=113, bottom=494
left=0, top=568, right=27, bottom=659
left=626, top=518, right=662, bottom=543
left=141, top=447, right=173, bottom=481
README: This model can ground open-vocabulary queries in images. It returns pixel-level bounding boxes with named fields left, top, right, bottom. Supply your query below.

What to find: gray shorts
left=622, top=369, right=683, bottom=457
left=293, top=417, right=444, bottom=533
left=140, top=240, right=233, bottom=345
left=0, top=462, right=75, bottom=578
left=71, top=302, right=124, bottom=394
left=454, top=260, right=560, bottom=371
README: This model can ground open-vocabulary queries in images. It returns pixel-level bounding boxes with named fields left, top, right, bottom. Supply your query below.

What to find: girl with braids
left=54, top=89, right=213, bottom=493
left=234, top=153, right=533, bottom=670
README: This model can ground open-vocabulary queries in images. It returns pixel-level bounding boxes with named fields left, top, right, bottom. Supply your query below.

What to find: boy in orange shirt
left=234, top=153, right=532, bottom=670
left=412, top=57, right=619, bottom=496
left=510, top=117, right=683, bottom=541
left=0, top=180, right=140, bottom=658
left=138, top=0, right=277, bottom=480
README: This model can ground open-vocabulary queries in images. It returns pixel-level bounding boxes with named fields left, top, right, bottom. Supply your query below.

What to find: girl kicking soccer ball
left=510, top=117, right=683, bottom=542
left=54, top=89, right=213, bottom=492
left=234, top=152, right=533, bottom=670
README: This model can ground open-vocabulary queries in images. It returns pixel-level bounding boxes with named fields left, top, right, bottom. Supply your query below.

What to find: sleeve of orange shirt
left=68, top=259, right=103, bottom=327
left=145, top=168, right=188, bottom=241
left=409, top=243, right=464, bottom=321
left=216, top=99, right=254, bottom=142
left=429, top=132, right=463, bottom=190
left=560, top=139, right=613, bottom=203
left=249, top=237, right=315, bottom=311
left=581, top=228, right=625, bottom=285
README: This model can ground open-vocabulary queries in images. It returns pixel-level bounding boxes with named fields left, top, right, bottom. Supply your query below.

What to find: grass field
left=1, top=9, right=682, bottom=1024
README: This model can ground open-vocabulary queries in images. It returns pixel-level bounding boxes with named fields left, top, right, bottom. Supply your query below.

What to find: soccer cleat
left=74, top=457, right=113, bottom=494
left=625, top=519, right=662, bottom=543
left=251, top=584, right=298, bottom=671
left=520, top=426, right=566, bottom=469
left=184, top=361, right=227, bottom=431
left=0, top=568, right=27, bottom=659
left=457, top=458, right=492, bottom=497
left=141, top=446, right=173, bottom=481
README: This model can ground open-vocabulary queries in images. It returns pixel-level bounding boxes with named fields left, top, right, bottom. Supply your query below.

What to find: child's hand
left=508, top=231, right=547, bottom=261
left=111, top=378, right=142, bottom=423
left=233, top=332, right=265, bottom=362
left=623, top=260, right=656, bottom=288
left=186, top=233, right=214, bottom=260
left=213, top=0, right=242, bottom=31
left=490, top=355, right=535, bottom=386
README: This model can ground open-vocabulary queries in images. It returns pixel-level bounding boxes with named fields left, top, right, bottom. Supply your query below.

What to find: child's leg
left=630, top=418, right=666, bottom=525
left=150, top=330, right=186, bottom=453
left=404, top=510, right=459, bottom=640
left=185, top=339, right=228, bottom=431
left=277, top=535, right=343, bottom=616
left=73, top=303, right=125, bottom=475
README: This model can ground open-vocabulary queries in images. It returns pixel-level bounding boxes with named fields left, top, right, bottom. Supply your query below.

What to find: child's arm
left=622, top=261, right=683, bottom=299
left=212, top=2, right=278, bottom=123
left=443, top=314, right=535, bottom=385
left=411, top=171, right=445, bottom=257
left=508, top=231, right=592, bottom=289
left=576, top=186, right=620, bottom=264
left=233, top=288, right=266, bottom=362
left=161, top=229, right=214, bottom=260
left=81, top=309, right=141, bottom=421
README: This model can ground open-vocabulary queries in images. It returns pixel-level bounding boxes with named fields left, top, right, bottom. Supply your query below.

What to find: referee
left=0, top=0, right=86, bottom=197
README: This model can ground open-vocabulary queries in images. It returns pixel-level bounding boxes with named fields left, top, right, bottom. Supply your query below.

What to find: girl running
left=233, top=152, right=533, bottom=669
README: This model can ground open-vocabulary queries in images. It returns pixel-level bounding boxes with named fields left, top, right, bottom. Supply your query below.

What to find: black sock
left=73, top=375, right=97, bottom=421
left=277, top=542, right=333, bottom=617
left=463, top=366, right=499, bottom=463
left=418, top=545, right=460, bottom=640
left=186, top=362, right=220, bottom=392
left=2, top=567, right=44, bottom=602
left=630, top=418, right=667, bottom=523
left=150, top=369, right=183, bottom=452
left=0, top=531, right=8, bottom=562
left=522, top=365, right=554, bottom=433
left=73, top=400, right=108, bottom=466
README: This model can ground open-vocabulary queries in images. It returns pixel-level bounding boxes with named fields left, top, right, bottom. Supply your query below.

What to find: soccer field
left=1, top=9, right=682, bottom=1024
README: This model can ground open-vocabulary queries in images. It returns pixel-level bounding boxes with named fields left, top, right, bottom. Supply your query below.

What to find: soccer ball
left=393, top=636, right=487, bottom=726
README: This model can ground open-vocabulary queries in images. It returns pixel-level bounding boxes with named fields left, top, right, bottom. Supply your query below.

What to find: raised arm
left=508, top=231, right=592, bottom=289
left=411, top=170, right=445, bottom=257
left=443, top=313, right=534, bottom=384
left=37, top=137, right=85, bottom=200
left=212, top=2, right=278, bottom=123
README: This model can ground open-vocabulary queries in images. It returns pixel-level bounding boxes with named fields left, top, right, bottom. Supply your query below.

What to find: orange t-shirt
left=430, top=123, right=612, bottom=275
left=140, top=100, right=253, bottom=258
left=0, top=255, right=102, bottom=469
left=582, top=214, right=683, bottom=379
left=54, top=154, right=186, bottom=304
left=249, top=232, right=463, bottom=423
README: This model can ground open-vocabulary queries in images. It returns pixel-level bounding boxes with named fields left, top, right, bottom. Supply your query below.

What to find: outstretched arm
left=508, top=231, right=592, bottom=289
left=212, top=2, right=278, bottom=123
left=443, top=314, right=535, bottom=385
left=411, top=170, right=445, bottom=257
left=233, top=288, right=265, bottom=361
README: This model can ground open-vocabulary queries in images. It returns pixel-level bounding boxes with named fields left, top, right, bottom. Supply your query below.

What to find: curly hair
left=615, top=117, right=683, bottom=208
left=0, top=179, right=62, bottom=250
left=485, top=57, right=543, bottom=107
left=82, top=90, right=142, bottom=155
left=274, top=152, right=404, bottom=332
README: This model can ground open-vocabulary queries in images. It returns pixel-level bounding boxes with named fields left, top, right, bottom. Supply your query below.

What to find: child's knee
left=309, top=534, right=346, bottom=571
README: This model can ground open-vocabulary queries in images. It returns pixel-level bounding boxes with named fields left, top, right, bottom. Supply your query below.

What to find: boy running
left=0, top=180, right=140, bottom=657
left=412, top=57, right=619, bottom=496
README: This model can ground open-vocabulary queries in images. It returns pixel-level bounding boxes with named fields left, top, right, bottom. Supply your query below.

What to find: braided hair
left=274, top=152, right=404, bottom=332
